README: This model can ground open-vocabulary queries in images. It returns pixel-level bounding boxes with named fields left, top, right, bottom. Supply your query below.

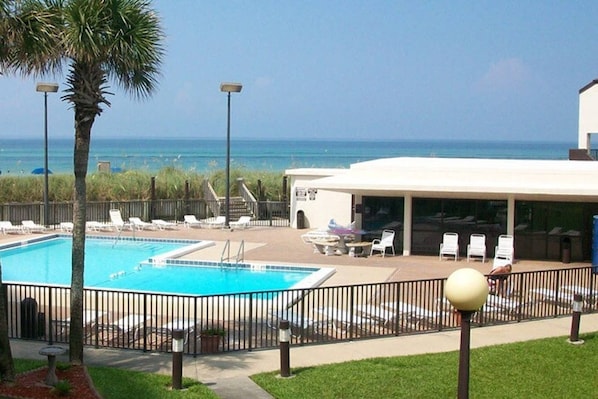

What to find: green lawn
left=8, top=333, right=598, bottom=398
left=251, top=333, right=598, bottom=399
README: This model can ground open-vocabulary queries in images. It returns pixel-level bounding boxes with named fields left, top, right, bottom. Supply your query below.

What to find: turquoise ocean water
left=0, top=137, right=575, bottom=175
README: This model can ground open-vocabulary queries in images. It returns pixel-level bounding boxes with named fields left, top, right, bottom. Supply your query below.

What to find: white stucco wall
left=579, top=81, right=598, bottom=149
left=286, top=168, right=353, bottom=230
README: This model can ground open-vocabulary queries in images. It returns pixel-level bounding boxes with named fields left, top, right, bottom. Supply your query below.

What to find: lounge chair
left=151, top=219, right=179, bottom=230
left=529, top=288, right=575, bottom=308
left=466, top=233, right=486, bottom=263
left=354, top=304, right=398, bottom=327
left=54, top=309, right=108, bottom=338
left=128, top=217, right=156, bottom=231
left=200, top=216, right=226, bottom=229
left=146, top=318, right=197, bottom=348
left=59, top=222, right=74, bottom=232
left=183, top=215, right=202, bottom=228
left=99, top=314, right=154, bottom=346
left=109, top=209, right=132, bottom=232
left=439, top=232, right=459, bottom=261
left=22, top=220, right=46, bottom=233
left=0, top=221, right=25, bottom=234
left=86, top=221, right=114, bottom=232
left=383, top=301, right=443, bottom=327
left=229, top=216, right=251, bottom=229
left=317, top=306, right=371, bottom=333
left=494, top=234, right=514, bottom=263
left=370, top=229, right=396, bottom=257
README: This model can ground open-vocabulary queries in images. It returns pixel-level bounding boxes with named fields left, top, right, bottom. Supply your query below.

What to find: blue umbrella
left=31, top=167, right=52, bottom=175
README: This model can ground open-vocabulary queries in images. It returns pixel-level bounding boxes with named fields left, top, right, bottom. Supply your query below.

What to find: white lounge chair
left=151, top=219, right=179, bottom=230
left=128, top=217, right=156, bottom=231
left=229, top=216, right=251, bottom=229
left=354, top=304, right=398, bottom=327
left=370, top=229, right=395, bottom=257
left=22, top=220, right=46, bottom=233
left=494, top=234, right=514, bottom=263
left=183, top=215, right=202, bottom=228
left=466, top=233, right=486, bottom=263
left=383, top=301, right=444, bottom=327
left=59, top=222, right=74, bottom=232
left=0, top=221, right=24, bottom=234
left=439, top=232, right=459, bottom=261
left=200, top=216, right=225, bottom=229
left=149, top=318, right=197, bottom=345
left=317, top=306, right=371, bottom=333
left=109, top=209, right=132, bottom=232
left=86, top=221, right=114, bottom=232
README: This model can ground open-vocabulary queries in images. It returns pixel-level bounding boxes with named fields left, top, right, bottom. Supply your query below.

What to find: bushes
left=0, top=168, right=286, bottom=202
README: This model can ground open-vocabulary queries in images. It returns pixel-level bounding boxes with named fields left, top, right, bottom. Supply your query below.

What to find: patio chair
left=439, top=232, right=459, bottom=261
left=494, top=234, right=514, bottom=263
left=128, top=217, right=156, bottom=231
left=466, top=233, right=486, bottom=263
left=229, top=216, right=251, bottom=229
left=354, top=304, right=398, bottom=327
left=59, top=222, right=74, bottom=232
left=99, top=314, right=154, bottom=346
left=370, top=229, right=396, bottom=257
left=200, top=216, right=226, bottom=229
left=0, top=221, right=25, bottom=234
left=183, top=215, right=202, bottom=228
left=109, top=209, right=132, bottom=232
left=22, top=220, right=46, bottom=233
left=54, top=309, right=108, bottom=338
left=151, top=219, right=179, bottom=230
left=317, top=306, right=372, bottom=333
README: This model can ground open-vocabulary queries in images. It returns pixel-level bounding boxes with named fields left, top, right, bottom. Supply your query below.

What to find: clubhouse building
left=286, top=79, right=598, bottom=262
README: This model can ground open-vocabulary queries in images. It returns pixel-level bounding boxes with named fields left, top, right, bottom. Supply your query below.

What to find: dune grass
left=251, top=333, right=598, bottom=399
left=0, top=167, right=285, bottom=202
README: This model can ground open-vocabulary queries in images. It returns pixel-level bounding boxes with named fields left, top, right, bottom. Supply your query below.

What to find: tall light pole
left=220, top=82, right=242, bottom=228
left=36, top=82, right=59, bottom=227
left=444, top=268, right=488, bottom=399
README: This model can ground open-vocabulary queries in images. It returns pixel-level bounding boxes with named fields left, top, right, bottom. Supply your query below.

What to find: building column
left=403, top=194, right=412, bottom=256
left=507, top=195, right=515, bottom=235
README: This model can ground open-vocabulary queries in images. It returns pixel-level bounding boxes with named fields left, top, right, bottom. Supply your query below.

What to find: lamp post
left=220, top=82, right=242, bottom=228
left=36, top=82, right=59, bottom=227
left=444, top=268, right=489, bottom=399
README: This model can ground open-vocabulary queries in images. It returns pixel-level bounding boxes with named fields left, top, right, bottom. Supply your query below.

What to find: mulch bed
left=0, top=366, right=101, bottom=399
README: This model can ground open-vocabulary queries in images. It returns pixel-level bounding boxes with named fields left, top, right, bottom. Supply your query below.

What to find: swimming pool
left=0, top=235, right=333, bottom=295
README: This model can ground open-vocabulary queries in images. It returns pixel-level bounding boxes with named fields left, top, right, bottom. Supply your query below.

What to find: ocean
left=0, top=137, right=576, bottom=175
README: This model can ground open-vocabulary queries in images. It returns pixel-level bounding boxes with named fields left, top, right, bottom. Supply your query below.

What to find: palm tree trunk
left=69, top=114, right=93, bottom=365
left=0, top=262, right=15, bottom=382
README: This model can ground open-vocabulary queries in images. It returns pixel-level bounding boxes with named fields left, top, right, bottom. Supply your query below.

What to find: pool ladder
left=221, top=239, right=244, bottom=264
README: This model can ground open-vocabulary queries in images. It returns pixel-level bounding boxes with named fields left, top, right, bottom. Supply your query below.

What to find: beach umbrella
left=31, top=167, right=52, bottom=175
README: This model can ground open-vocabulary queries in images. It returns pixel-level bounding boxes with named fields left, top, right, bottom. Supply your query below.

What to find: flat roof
left=288, top=157, right=598, bottom=200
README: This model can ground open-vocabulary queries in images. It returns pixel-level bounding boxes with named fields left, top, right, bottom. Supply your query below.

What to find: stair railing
left=236, top=178, right=258, bottom=217
left=203, top=179, right=221, bottom=217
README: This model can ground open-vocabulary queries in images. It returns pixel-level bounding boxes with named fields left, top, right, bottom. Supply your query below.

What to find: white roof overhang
left=292, top=157, right=598, bottom=201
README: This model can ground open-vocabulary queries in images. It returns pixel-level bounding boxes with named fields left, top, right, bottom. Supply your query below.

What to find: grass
left=251, top=333, right=598, bottom=398
left=9, top=333, right=596, bottom=398
left=0, top=166, right=286, bottom=202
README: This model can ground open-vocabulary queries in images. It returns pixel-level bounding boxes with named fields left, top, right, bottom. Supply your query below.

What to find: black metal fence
left=0, top=199, right=290, bottom=228
left=5, top=266, right=597, bottom=355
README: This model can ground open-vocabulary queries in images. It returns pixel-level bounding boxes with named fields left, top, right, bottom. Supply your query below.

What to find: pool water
left=0, top=236, right=317, bottom=295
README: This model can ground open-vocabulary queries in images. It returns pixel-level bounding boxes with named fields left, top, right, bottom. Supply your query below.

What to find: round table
left=345, top=242, right=373, bottom=257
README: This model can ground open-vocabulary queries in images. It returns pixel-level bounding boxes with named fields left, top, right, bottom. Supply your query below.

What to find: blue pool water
left=0, top=236, right=315, bottom=295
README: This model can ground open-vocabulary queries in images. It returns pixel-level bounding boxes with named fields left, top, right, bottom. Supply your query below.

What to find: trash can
left=561, top=237, right=571, bottom=264
left=20, top=297, right=38, bottom=339
left=297, top=210, right=306, bottom=229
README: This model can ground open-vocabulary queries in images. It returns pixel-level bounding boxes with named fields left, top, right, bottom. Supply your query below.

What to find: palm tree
left=0, top=0, right=164, bottom=364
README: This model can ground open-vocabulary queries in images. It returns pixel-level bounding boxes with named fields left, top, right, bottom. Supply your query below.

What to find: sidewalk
left=10, top=313, right=598, bottom=398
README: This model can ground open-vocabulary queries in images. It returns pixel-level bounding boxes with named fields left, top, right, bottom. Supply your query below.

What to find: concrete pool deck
left=3, top=226, right=595, bottom=398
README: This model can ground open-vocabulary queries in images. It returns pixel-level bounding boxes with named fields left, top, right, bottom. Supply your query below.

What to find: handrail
left=221, top=239, right=244, bottom=263
left=203, top=179, right=221, bottom=217
left=237, top=178, right=258, bottom=217
left=221, top=239, right=230, bottom=263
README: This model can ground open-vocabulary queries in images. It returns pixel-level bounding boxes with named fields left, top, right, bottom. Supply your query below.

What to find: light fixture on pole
left=220, top=82, right=243, bottom=228
left=444, top=268, right=489, bottom=399
left=36, top=82, right=59, bottom=227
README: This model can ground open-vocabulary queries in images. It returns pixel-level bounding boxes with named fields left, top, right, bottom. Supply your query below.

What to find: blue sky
left=2, top=1, right=598, bottom=142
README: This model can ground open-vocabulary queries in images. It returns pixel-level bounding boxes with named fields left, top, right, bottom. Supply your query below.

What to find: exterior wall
left=288, top=172, right=352, bottom=229
left=578, top=81, right=598, bottom=149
